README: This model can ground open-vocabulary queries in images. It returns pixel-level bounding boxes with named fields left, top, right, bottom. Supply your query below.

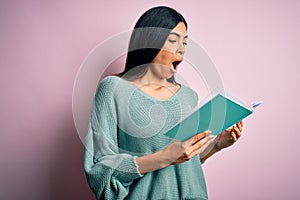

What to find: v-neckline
left=118, top=77, right=183, bottom=102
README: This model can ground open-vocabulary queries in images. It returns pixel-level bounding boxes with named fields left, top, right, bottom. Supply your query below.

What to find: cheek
left=160, top=49, right=176, bottom=62
left=163, top=41, right=177, bottom=52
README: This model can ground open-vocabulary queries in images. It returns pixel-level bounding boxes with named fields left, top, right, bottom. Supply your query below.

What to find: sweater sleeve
left=83, top=76, right=144, bottom=200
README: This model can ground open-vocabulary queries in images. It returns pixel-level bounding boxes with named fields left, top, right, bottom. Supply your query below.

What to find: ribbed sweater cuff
left=112, top=155, right=144, bottom=184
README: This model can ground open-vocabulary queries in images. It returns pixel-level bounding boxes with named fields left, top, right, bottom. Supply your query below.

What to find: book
left=164, top=88, right=263, bottom=141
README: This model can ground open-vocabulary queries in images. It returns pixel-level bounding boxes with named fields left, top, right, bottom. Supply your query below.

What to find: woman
left=84, top=6, right=243, bottom=200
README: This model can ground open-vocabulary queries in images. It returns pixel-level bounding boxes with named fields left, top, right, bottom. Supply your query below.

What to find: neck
left=135, top=66, right=173, bottom=86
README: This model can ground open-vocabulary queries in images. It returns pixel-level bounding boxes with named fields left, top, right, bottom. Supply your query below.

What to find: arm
left=199, top=121, right=243, bottom=163
left=199, top=140, right=221, bottom=163
left=84, top=77, right=144, bottom=200
left=136, top=131, right=212, bottom=174
left=135, top=150, right=168, bottom=175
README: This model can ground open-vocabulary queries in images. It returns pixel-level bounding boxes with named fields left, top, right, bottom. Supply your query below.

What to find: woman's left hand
left=215, top=120, right=243, bottom=151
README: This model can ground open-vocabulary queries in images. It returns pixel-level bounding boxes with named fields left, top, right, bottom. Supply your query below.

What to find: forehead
left=169, top=22, right=188, bottom=38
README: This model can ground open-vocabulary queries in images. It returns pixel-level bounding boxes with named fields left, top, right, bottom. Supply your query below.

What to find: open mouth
left=171, top=60, right=182, bottom=73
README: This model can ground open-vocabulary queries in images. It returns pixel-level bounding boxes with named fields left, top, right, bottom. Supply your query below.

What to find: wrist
left=155, top=149, right=171, bottom=169
left=212, top=135, right=222, bottom=152
left=135, top=150, right=170, bottom=175
left=213, top=142, right=222, bottom=152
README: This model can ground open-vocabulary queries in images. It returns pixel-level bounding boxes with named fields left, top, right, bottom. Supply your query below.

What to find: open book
left=164, top=88, right=263, bottom=141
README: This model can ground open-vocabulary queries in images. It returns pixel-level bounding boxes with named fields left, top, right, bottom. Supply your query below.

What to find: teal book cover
left=164, top=88, right=262, bottom=141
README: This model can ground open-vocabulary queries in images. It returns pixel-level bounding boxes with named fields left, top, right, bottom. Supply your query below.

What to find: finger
left=237, top=121, right=243, bottom=132
left=176, top=150, right=200, bottom=163
left=192, top=135, right=214, bottom=148
left=231, top=131, right=238, bottom=142
left=186, top=130, right=211, bottom=146
left=236, top=122, right=241, bottom=131
left=191, top=132, right=213, bottom=146
left=232, top=125, right=242, bottom=138
left=190, top=138, right=216, bottom=159
left=173, top=147, right=199, bottom=163
left=231, top=127, right=241, bottom=141
left=188, top=148, right=203, bottom=160
left=188, top=135, right=214, bottom=155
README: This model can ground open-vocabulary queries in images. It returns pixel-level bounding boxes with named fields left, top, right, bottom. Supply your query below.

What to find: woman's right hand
left=160, top=130, right=213, bottom=166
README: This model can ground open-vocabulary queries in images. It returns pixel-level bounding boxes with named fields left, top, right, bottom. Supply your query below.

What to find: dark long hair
left=113, top=6, right=188, bottom=84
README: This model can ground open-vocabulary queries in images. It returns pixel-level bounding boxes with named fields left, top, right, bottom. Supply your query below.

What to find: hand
left=160, top=130, right=213, bottom=166
left=215, top=120, right=243, bottom=150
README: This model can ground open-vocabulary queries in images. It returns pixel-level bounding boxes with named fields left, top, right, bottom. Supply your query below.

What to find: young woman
left=84, top=6, right=243, bottom=200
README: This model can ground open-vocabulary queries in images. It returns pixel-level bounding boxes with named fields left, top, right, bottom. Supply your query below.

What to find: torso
left=128, top=80, right=181, bottom=101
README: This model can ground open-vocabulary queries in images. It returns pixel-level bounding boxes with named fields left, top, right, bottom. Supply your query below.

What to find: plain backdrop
left=1, top=0, right=299, bottom=199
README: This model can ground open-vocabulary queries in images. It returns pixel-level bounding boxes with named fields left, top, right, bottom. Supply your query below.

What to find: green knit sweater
left=84, top=75, right=208, bottom=200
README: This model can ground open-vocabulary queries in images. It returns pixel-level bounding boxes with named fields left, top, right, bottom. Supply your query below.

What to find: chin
left=167, top=73, right=174, bottom=79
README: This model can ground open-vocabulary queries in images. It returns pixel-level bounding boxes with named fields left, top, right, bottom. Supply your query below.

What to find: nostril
left=178, top=50, right=184, bottom=55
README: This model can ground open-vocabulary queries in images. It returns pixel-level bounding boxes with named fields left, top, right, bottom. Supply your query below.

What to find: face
left=150, top=22, right=188, bottom=78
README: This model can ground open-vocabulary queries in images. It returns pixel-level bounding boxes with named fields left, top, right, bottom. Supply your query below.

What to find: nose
left=177, top=43, right=185, bottom=56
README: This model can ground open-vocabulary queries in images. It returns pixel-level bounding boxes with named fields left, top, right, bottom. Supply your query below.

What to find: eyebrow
left=169, top=32, right=188, bottom=39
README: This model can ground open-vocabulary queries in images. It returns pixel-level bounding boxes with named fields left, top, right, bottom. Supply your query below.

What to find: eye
left=168, top=39, right=177, bottom=43
left=183, top=42, right=188, bottom=46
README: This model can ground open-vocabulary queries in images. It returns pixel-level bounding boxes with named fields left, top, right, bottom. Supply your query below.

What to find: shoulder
left=99, top=75, right=121, bottom=86
left=97, top=75, right=122, bottom=91
left=95, top=75, right=122, bottom=98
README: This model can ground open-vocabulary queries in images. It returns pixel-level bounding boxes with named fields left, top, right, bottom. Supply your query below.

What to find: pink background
left=1, top=0, right=299, bottom=199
